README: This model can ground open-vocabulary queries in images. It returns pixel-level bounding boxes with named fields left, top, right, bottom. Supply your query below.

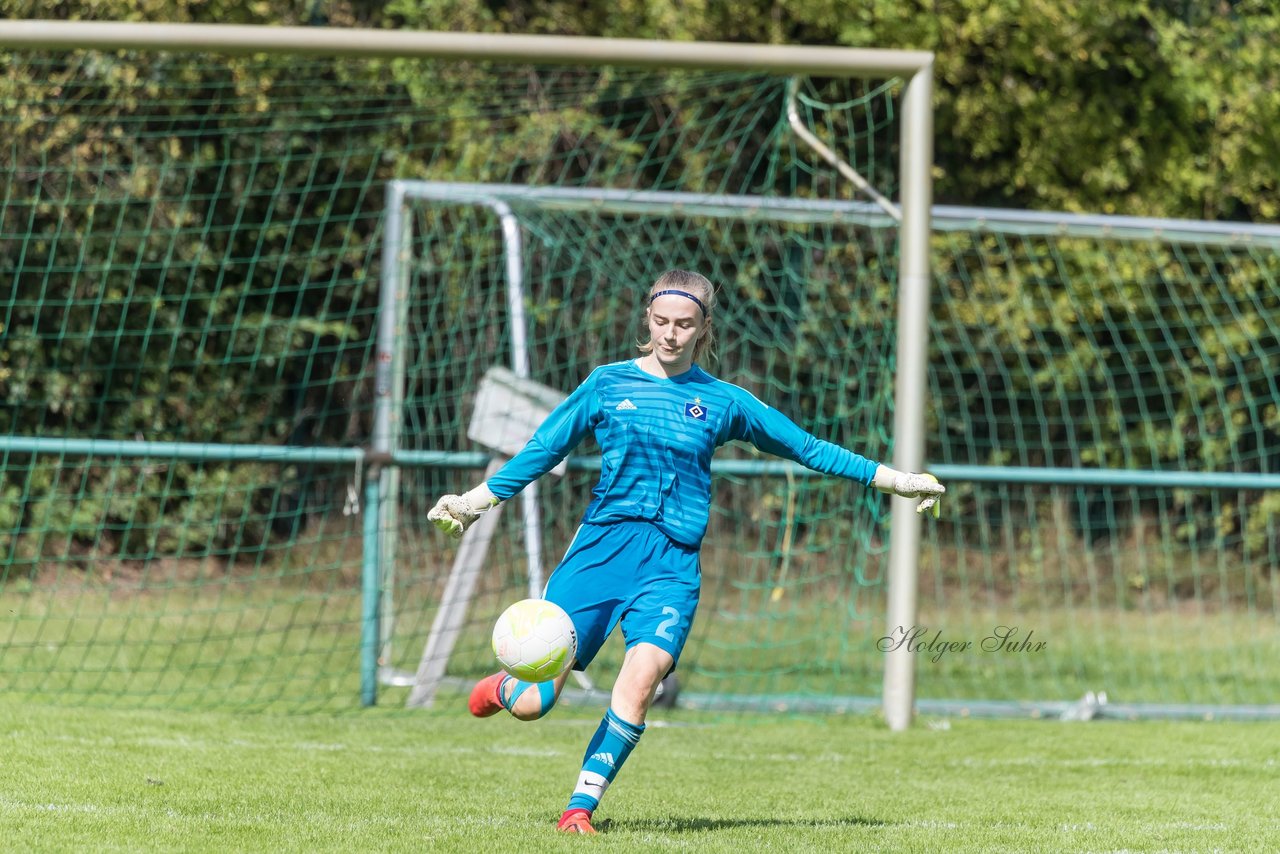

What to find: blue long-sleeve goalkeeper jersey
left=487, top=359, right=881, bottom=548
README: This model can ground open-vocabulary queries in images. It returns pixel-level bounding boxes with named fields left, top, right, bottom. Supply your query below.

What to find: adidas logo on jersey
left=589, top=752, right=617, bottom=767
left=615, top=399, right=637, bottom=411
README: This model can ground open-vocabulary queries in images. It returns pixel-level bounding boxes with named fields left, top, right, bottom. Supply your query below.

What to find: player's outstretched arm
left=873, top=466, right=945, bottom=517
left=428, top=482, right=500, bottom=539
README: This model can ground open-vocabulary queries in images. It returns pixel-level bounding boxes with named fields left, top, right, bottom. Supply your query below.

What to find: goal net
left=7, top=25, right=1272, bottom=721
left=384, top=185, right=904, bottom=712
left=0, top=29, right=926, bottom=713
left=388, top=192, right=1280, bottom=719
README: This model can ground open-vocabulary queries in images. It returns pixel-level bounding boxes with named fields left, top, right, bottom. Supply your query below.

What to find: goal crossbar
left=0, top=20, right=932, bottom=76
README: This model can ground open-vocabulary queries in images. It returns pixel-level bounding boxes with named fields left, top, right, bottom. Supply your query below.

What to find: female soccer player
left=428, top=269, right=944, bottom=834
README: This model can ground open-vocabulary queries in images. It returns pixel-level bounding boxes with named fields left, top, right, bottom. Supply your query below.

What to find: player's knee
left=610, top=673, right=663, bottom=721
left=509, top=696, right=549, bottom=721
left=614, top=643, right=675, bottom=716
left=506, top=678, right=559, bottom=721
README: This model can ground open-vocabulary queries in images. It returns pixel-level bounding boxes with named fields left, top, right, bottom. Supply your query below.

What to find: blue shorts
left=543, top=520, right=700, bottom=673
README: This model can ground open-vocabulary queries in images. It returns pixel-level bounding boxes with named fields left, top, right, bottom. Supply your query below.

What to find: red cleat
left=556, top=808, right=596, bottom=834
left=468, top=672, right=506, bottom=718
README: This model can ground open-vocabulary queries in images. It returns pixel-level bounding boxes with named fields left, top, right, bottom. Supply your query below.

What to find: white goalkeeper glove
left=427, top=483, right=500, bottom=539
left=873, top=466, right=945, bottom=518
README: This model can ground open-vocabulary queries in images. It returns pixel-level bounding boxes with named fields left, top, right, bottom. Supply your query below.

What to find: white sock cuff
left=572, top=770, right=610, bottom=800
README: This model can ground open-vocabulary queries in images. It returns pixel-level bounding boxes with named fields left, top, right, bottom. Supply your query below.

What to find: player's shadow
left=607, top=816, right=885, bottom=833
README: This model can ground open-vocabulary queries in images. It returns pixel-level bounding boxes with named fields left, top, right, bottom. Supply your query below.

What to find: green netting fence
left=383, top=190, right=1280, bottom=719
left=2, top=41, right=1278, bottom=717
left=1, top=46, right=909, bottom=712
left=920, top=218, right=1280, bottom=718
left=379, top=186, right=901, bottom=714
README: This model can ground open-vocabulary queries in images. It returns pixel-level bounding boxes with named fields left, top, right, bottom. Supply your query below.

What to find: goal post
left=378, top=181, right=942, bottom=717
left=0, top=20, right=936, bottom=718
left=381, top=181, right=936, bottom=719
left=329, top=30, right=933, bottom=723
left=884, top=62, right=934, bottom=733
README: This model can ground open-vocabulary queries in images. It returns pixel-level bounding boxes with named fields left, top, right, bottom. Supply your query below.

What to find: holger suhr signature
left=877, top=625, right=1048, bottom=663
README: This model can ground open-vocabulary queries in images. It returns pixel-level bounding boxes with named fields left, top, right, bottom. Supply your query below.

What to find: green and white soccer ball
left=491, top=598, right=577, bottom=682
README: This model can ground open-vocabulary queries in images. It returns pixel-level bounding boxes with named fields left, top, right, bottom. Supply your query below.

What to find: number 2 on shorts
left=655, top=605, right=680, bottom=641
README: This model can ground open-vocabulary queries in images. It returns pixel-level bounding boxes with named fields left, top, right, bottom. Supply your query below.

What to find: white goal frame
left=0, top=20, right=934, bottom=729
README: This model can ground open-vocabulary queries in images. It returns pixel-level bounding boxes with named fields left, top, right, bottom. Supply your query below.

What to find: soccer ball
left=491, top=598, right=577, bottom=682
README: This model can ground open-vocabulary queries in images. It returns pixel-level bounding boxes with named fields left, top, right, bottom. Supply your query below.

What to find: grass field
left=4, top=552, right=1277, bottom=850
left=4, top=576, right=1280, bottom=714
left=3, top=698, right=1276, bottom=853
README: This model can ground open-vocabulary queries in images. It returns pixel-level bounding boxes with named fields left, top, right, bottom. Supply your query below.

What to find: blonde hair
left=637, top=269, right=718, bottom=364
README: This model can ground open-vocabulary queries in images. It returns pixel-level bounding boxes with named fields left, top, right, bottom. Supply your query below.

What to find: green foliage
left=10, top=0, right=1279, bottom=217
left=1154, top=0, right=1280, bottom=219
left=3, top=4, right=1278, bottom=577
left=386, top=0, right=1280, bottom=219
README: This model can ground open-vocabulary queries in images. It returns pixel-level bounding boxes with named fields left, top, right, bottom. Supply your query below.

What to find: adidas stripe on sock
left=566, top=707, right=644, bottom=812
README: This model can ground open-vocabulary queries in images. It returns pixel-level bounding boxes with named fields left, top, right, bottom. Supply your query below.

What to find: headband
left=649, top=289, right=708, bottom=317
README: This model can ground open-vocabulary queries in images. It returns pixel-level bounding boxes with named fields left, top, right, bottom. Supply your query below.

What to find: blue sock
left=498, top=675, right=558, bottom=719
left=566, top=707, right=645, bottom=813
